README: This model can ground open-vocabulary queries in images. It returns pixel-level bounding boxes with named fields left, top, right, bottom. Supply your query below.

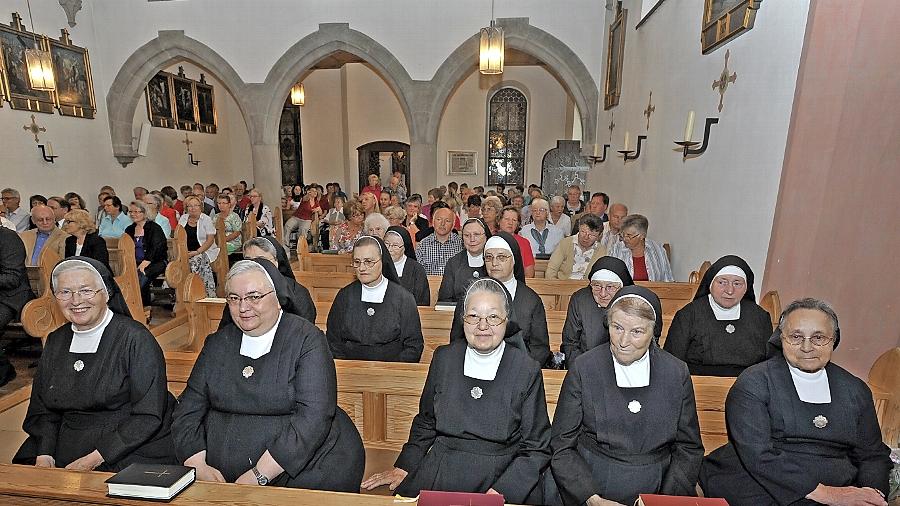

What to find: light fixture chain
left=25, top=0, right=39, bottom=47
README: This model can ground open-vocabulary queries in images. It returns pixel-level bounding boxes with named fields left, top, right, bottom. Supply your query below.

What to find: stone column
left=409, top=141, right=437, bottom=193
left=250, top=143, right=282, bottom=204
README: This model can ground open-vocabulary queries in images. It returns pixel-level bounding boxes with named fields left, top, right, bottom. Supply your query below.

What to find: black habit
left=387, top=226, right=431, bottom=306
left=560, top=256, right=634, bottom=367
left=437, top=250, right=488, bottom=303
left=14, top=313, right=177, bottom=470
left=664, top=255, right=772, bottom=376
left=394, top=339, right=552, bottom=504
left=699, top=355, right=892, bottom=505
left=549, top=344, right=704, bottom=505
left=171, top=313, right=365, bottom=490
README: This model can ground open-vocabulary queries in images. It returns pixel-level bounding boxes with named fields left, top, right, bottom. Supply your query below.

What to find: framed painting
left=172, top=71, right=197, bottom=131
left=49, top=30, right=95, bottom=118
left=0, top=16, right=54, bottom=113
left=145, top=71, right=175, bottom=128
left=195, top=76, right=216, bottom=134
left=702, top=0, right=762, bottom=54
left=447, top=150, right=477, bottom=176
left=603, top=6, right=627, bottom=110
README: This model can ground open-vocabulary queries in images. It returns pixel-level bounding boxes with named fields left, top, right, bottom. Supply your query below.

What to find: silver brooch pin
left=470, top=386, right=483, bottom=399
left=473, top=271, right=480, bottom=278
left=628, top=400, right=642, bottom=413
left=813, top=415, right=828, bottom=429
left=366, top=307, right=375, bottom=316
left=73, top=360, right=84, bottom=372
left=725, top=324, right=736, bottom=334
left=242, top=366, right=254, bottom=379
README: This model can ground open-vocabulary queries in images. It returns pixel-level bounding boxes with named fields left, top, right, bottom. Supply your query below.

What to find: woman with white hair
left=608, top=214, right=673, bottom=282
left=548, top=196, right=572, bottom=238
left=519, top=198, right=565, bottom=258
left=172, top=260, right=365, bottom=490
left=363, top=212, right=390, bottom=239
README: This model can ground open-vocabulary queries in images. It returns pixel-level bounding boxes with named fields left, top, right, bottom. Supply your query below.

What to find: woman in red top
left=283, top=186, right=324, bottom=251
left=361, top=174, right=382, bottom=201
left=498, top=206, right=535, bottom=278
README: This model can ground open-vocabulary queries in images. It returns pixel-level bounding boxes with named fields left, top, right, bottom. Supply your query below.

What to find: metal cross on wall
left=23, top=115, right=47, bottom=143
left=608, top=112, right=616, bottom=142
left=182, top=133, right=193, bottom=152
left=712, top=49, right=737, bottom=112
left=643, top=91, right=655, bottom=130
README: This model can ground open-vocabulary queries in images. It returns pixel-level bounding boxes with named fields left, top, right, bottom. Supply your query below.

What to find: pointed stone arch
left=105, top=30, right=253, bottom=167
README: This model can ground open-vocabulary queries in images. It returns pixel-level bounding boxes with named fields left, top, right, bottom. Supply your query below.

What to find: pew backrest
left=868, top=347, right=900, bottom=448
left=211, top=215, right=229, bottom=297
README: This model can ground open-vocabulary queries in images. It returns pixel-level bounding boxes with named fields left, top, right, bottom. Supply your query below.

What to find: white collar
left=467, top=252, right=484, bottom=267
left=501, top=277, right=517, bottom=300
left=240, top=310, right=283, bottom=359
left=788, top=362, right=831, bottom=404
left=361, top=275, right=389, bottom=303
left=393, top=256, right=407, bottom=278
left=708, top=294, right=741, bottom=321
left=612, top=349, right=650, bottom=388
left=69, top=308, right=114, bottom=354
left=464, top=340, right=506, bottom=380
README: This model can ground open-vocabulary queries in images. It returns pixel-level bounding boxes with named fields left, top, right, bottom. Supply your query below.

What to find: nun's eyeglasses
left=484, top=254, right=512, bottom=264
left=590, top=282, right=622, bottom=293
left=463, top=314, right=507, bottom=327
left=55, top=288, right=105, bottom=301
left=352, top=258, right=381, bottom=269
left=783, top=333, right=834, bottom=347
left=226, top=291, right=274, bottom=306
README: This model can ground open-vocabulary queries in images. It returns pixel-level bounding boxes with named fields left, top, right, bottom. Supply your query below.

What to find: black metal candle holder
left=188, top=152, right=201, bottom=166
left=617, top=135, right=647, bottom=162
left=587, top=144, right=610, bottom=165
left=674, top=117, right=718, bottom=160
left=37, top=144, right=58, bottom=163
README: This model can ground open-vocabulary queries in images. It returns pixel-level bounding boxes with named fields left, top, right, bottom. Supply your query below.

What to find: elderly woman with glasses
left=383, top=226, right=430, bottom=306
left=363, top=278, right=552, bottom=504
left=608, top=214, right=672, bottom=282
left=125, top=200, right=169, bottom=305
left=437, top=217, right=491, bottom=303
left=14, top=258, right=176, bottom=471
left=172, top=261, right=365, bottom=490
left=63, top=209, right=110, bottom=272
left=179, top=195, right=220, bottom=297
left=700, top=298, right=892, bottom=506
left=325, top=235, right=424, bottom=362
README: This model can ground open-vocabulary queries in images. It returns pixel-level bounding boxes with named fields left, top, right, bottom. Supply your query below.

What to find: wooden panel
left=337, top=391, right=365, bottom=435
left=868, top=347, right=900, bottom=447
left=384, top=394, right=422, bottom=442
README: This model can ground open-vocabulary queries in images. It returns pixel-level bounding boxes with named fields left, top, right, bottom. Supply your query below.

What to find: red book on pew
left=418, top=490, right=505, bottom=506
left=636, top=494, right=729, bottom=505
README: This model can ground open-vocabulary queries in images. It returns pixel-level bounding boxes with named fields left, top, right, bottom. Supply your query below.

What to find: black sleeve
left=325, top=289, right=347, bottom=359
left=413, top=263, right=431, bottom=306
left=146, top=224, right=169, bottom=264
left=659, top=366, right=704, bottom=496
left=292, top=282, right=317, bottom=323
left=90, top=235, right=112, bottom=272
left=662, top=306, right=693, bottom=361
left=561, top=296, right=584, bottom=364
left=550, top=363, right=596, bottom=505
left=436, top=260, right=455, bottom=303
left=394, top=347, right=444, bottom=471
left=526, top=294, right=551, bottom=367
left=396, top=289, right=424, bottom=363
left=18, top=337, right=63, bottom=457
left=0, top=231, right=27, bottom=290
left=848, top=380, right=892, bottom=494
left=449, top=301, right=465, bottom=342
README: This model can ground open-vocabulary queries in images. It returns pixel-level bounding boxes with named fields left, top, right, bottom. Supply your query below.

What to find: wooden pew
left=868, top=347, right=900, bottom=448
left=241, top=211, right=257, bottom=244
left=273, top=205, right=285, bottom=252
left=164, top=226, right=191, bottom=317
left=211, top=215, right=229, bottom=297
left=534, top=258, right=548, bottom=278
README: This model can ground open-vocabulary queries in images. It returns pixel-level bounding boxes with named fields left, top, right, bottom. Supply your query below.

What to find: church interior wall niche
left=50, top=29, right=95, bottom=119
left=603, top=3, right=627, bottom=110
left=0, top=13, right=54, bottom=114
left=145, top=66, right=217, bottom=133
left=702, top=0, right=762, bottom=54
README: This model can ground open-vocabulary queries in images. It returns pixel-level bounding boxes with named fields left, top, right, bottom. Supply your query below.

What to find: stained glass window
left=279, top=100, right=303, bottom=186
left=487, top=87, right=526, bottom=186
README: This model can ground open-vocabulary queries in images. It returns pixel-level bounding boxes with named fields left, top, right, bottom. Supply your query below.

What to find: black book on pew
left=105, top=463, right=195, bottom=502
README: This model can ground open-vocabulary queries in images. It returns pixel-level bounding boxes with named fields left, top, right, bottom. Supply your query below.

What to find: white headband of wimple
left=610, top=293, right=657, bottom=323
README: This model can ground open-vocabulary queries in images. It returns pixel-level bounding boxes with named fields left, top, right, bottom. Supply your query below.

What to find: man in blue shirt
left=98, top=196, right=132, bottom=238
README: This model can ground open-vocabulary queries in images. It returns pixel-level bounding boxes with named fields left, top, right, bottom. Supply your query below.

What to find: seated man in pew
left=0, top=227, right=33, bottom=386
left=326, top=236, right=424, bottom=362
left=362, top=278, right=551, bottom=504
left=172, top=260, right=365, bottom=491
left=14, top=258, right=176, bottom=470
left=700, top=298, right=892, bottom=506
left=545, top=214, right=607, bottom=280
left=20, top=204, right=67, bottom=266
left=663, top=255, right=772, bottom=376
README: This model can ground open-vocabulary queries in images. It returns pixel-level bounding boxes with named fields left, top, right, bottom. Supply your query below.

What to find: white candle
left=47, top=142, right=54, bottom=156
left=624, top=131, right=631, bottom=151
left=684, top=111, right=695, bottom=142
left=593, top=143, right=599, bottom=157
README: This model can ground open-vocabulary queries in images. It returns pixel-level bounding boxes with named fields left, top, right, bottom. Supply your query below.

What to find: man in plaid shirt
left=415, top=206, right=462, bottom=275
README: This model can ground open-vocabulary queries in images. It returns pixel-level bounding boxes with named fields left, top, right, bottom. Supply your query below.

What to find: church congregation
left=0, top=0, right=898, bottom=505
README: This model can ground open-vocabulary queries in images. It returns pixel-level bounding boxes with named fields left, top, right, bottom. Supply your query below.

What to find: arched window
left=487, top=87, right=527, bottom=186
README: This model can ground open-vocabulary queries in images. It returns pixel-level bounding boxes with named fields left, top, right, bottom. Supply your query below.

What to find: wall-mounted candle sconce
left=588, top=144, right=610, bottom=165
left=38, top=143, right=57, bottom=163
left=188, top=152, right=201, bottom=166
left=617, top=131, right=647, bottom=163
left=674, top=111, right=718, bottom=160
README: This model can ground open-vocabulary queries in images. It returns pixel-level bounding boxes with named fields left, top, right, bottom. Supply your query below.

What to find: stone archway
left=105, top=30, right=253, bottom=168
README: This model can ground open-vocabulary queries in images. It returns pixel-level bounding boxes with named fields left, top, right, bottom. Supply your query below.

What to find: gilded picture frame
left=195, top=77, right=217, bottom=134
left=447, top=150, right=477, bottom=176
left=603, top=7, right=627, bottom=110
left=0, top=16, right=54, bottom=113
left=49, top=30, right=96, bottom=118
left=172, top=73, right=198, bottom=131
left=145, top=71, right=175, bottom=128
left=702, top=0, right=762, bottom=54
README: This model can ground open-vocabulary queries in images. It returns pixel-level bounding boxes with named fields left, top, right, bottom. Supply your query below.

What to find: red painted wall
left=763, top=0, right=900, bottom=378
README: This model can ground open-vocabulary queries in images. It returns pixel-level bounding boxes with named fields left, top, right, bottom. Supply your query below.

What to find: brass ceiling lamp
left=24, top=0, right=55, bottom=91
left=479, top=0, right=504, bottom=75
left=290, top=83, right=305, bottom=106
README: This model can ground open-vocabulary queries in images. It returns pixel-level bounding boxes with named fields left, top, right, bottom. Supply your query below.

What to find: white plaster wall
left=589, top=0, right=810, bottom=284
left=436, top=66, right=572, bottom=190
left=294, top=68, right=345, bottom=189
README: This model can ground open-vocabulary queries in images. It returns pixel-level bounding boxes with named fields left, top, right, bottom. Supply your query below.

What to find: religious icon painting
left=702, top=0, right=762, bottom=54
left=603, top=5, right=627, bottom=110
left=0, top=15, right=55, bottom=113
left=195, top=77, right=217, bottom=134
left=49, top=29, right=96, bottom=119
left=145, top=71, right=176, bottom=128
left=172, top=71, right=198, bottom=132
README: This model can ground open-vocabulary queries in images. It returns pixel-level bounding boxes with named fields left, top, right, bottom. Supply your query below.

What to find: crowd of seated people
left=0, top=177, right=893, bottom=506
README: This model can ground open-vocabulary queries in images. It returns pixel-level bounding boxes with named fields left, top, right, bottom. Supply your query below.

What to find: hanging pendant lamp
left=290, top=83, right=305, bottom=106
left=479, top=0, right=504, bottom=75
left=25, top=0, right=55, bottom=91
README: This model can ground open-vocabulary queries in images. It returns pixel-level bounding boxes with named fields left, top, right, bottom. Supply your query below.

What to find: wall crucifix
left=712, top=49, right=737, bottom=112
left=23, top=115, right=47, bottom=143
left=643, top=91, right=655, bottom=130
left=608, top=112, right=616, bottom=142
left=182, top=133, right=193, bottom=152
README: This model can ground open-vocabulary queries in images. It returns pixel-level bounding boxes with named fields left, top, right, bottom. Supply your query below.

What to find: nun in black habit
left=560, top=256, right=634, bottom=367
left=664, top=255, right=773, bottom=376
left=217, top=256, right=316, bottom=328
left=362, top=278, right=551, bottom=504
left=449, top=231, right=551, bottom=367
left=171, top=260, right=365, bottom=490
left=436, top=217, right=490, bottom=303
left=326, top=235, right=424, bottom=362
left=384, top=226, right=430, bottom=306
left=548, top=286, right=704, bottom=506
left=699, top=298, right=891, bottom=506
left=14, top=257, right=176, bottom=471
